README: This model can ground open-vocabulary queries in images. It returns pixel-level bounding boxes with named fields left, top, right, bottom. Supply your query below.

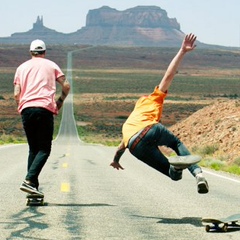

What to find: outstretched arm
left=110, top=139, right=126, bottom=170
left=159, top=33, right=197, bottom=93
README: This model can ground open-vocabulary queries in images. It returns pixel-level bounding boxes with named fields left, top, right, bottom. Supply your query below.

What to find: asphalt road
left=0, top=53, right=240, bottom=240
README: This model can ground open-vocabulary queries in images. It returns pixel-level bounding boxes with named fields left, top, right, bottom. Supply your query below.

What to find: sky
left=1, top=0, right=240, bottom=47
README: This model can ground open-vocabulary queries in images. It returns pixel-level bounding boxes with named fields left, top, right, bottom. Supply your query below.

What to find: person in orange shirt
left=110, top=33, right=209, bottom=194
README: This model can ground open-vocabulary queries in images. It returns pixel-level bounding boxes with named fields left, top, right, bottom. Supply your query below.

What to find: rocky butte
left=0, top=6, right=209, bottom=47
left=74, top=5, right=184, bottom=46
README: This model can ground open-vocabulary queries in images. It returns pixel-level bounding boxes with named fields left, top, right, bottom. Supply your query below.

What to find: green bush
left=225, top=165, right=240, bottom=175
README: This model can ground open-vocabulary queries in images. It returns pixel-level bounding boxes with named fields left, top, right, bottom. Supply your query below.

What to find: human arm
left=110, top=139, right=126, bottom=170
left=158, top=33, right=197, bottom=93
left=14, top=84, right=21, bottom=106
left=56, top=75, right=70, bottom=110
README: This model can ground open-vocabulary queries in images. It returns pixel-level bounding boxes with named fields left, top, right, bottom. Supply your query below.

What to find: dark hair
left=30, top=50, right=46, bottom=56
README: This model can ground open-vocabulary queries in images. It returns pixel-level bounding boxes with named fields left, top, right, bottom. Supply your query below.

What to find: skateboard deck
left=202, top=213, right=240, bottom=232
left=168, top=155, right=201, bottom=169
left=26, top=193, right=44, bottom=206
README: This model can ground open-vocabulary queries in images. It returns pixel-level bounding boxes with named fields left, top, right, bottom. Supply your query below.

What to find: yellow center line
left=61, top=159, right=70, bottom=192
left=62, top=163, right=68, bottom=168
left=61, top=183, right=70, bottom=192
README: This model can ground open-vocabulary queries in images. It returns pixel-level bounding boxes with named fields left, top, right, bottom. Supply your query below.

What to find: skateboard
left=26, top=193, right=44, bottom=206
left=202, top=213, right=240, bottom=232
left=168, top=155, right=201, bottom=169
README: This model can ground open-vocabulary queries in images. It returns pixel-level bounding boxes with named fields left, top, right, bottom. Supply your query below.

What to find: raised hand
left=181, top=33, right=197, bottom=53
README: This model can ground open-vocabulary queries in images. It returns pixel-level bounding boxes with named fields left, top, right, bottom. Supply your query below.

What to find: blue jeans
left=128, top=123, right=202, bottom=180
left=21, top=107, right=54, bottom=188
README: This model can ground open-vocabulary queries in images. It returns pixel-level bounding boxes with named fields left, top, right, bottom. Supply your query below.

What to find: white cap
left=30, top=39, right=46, bottom=51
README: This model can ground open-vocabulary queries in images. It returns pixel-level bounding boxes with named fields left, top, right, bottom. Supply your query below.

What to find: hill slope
left=170, top=100, right=240, bottom=164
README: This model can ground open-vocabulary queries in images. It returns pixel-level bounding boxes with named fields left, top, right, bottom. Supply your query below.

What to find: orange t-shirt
left=122, top=86, right=167, bottom=147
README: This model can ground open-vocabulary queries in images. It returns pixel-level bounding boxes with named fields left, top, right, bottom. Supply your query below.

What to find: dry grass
left=1, top=45, right=240, bottom=146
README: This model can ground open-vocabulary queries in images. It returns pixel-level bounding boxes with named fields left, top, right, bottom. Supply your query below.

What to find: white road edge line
left=204, top=169, right=240, bottom=183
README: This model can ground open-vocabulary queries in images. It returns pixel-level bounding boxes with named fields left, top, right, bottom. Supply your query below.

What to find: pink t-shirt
left=14, top=57, right=64, bottom=114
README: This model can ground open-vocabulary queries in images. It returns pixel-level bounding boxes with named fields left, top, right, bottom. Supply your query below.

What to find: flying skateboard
left=202, top=213, right=240, bottom=232
left=168, top=155, right=201, bottom=169
left=26, top=193, right=44, bottom=206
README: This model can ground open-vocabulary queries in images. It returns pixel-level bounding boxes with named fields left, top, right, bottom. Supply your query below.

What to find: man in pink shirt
left=14, top=39, right=70, bottom=195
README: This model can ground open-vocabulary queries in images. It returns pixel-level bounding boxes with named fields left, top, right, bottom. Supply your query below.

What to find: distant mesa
left=3, top=15, right=68, bottom=45
left=79, top=6, right=184, bottom=47
left=0, top=6, right=214, bottom=47
left=86, top=6, right=180, bottom=29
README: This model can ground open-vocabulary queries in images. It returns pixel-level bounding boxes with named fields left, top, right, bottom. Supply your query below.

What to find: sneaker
left=169, top=165, right=183, bottom=181
left=196, top=176, right=209, bottom=194
left=20, top=180, right=43, bottom=196
left=168, top=155, right=201, bottom=169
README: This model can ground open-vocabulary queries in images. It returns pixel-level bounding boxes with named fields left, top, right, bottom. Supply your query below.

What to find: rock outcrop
left=72, top=6, right=184, bottom=46
left=1, top=16, right=68, bottom=44
left=0, top=6, right=185, bottom=46
left=0, top=6, right=229, bottom=48
left=86, top=6, right=180, bottom=29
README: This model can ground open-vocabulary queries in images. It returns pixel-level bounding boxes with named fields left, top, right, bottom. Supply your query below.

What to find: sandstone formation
left=0, top=6, right=189, bottom=47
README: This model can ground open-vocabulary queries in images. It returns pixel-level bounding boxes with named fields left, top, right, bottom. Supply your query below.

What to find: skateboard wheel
left=205, top=225, right=210, bottom=232
left=222, top=224, right=228, bottom=232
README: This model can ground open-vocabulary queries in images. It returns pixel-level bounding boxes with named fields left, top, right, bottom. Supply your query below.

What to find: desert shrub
left=233, top=157, right=240, bottom=166
left=235, top=100, right=240, bottom=107
left=0, top=133, right=25, bottom=144
left=198, top=144, right=219, bottom=155
left=225, top=165, right=240, bottom=175
left=201, top=158, right=226, bottom=171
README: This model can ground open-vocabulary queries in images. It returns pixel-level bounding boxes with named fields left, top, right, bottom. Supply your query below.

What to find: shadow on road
left=45, top=202, right=115, bottom=207
left=4, top=207, right=48, bottom=239
left=132, top=214, right=202, bottom=227
left=132, top=214, right=240, bottom=232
